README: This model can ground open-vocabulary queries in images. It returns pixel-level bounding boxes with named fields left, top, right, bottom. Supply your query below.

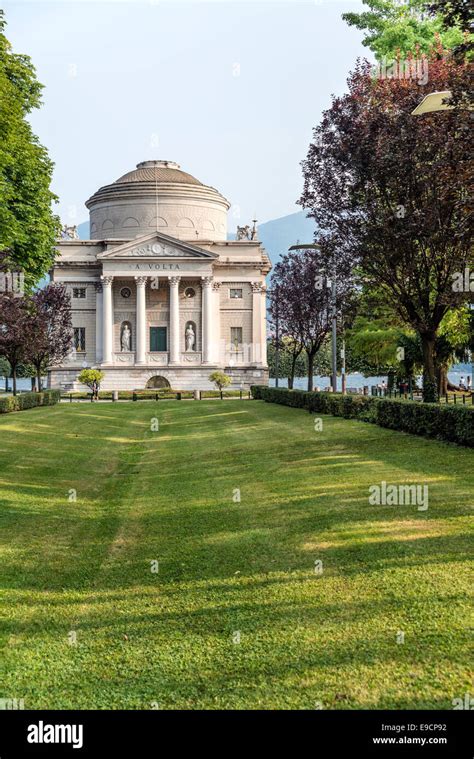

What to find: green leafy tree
left=342, top=0, right=466, bottom=59
left=0, top=11, right=59, bottom=288
left=209, top=371, right=231, bottom=392
left=78, top=369, right=104, bottom=400
left=267, top=337, right=306, bottom=387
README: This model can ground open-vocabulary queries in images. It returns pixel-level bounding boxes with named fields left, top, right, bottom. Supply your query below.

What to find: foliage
left=300, top=55, right=473, bottom=402
left=342, top=0, right=466, bottom=59
left=77, top=369, right=104, bottom=393
left=0, top=11, right=59, bottom=288
left=28, top=284, right=73, bottom=389
left=0, top=389, right=60, bottom=414
left=269, top=248, right=354, bottom=391
left=0, top=293, right=33, bottom=394
left=208, top=371, right=231, bottom=391
left=251, top=386, right=473, bottom=446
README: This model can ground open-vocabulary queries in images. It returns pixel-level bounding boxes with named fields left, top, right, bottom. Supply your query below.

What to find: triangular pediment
left=98, top=232, right=218, bottom=260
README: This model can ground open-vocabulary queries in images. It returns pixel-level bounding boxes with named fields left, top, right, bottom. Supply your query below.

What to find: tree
left=0, top=294, right=33, bottom=394
left=0, top=11, right=59, bottom=288
left=300, top=55, right=473, bottom=401
left=267, top=336, right=306, bottom=388
left=209, top=371, right=231, bottom=393
left=78, top=369, right=104, bottom=400
left=342, top=0, right=465, bottom=59
left=270, top=248, right=354, bottom=391
left=28, top=284, right=72, bottom=391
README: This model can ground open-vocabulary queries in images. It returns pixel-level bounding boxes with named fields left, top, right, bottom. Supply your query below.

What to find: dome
left=86, top=160, right=230, bottom=242
left=115, top=160, right=203, bottom=186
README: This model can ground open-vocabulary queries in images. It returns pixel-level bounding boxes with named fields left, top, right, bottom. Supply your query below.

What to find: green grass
left=0, top=400, right=472, bottom=709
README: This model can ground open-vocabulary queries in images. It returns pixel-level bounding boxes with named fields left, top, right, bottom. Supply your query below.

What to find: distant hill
left=76, top=211, right=317, bottom=269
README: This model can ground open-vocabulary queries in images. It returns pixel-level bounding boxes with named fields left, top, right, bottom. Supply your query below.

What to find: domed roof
left=114, top=160, right=203, bottom=186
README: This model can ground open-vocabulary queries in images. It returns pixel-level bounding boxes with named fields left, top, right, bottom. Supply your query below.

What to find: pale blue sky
left=4, top=0, right=368, bottom=229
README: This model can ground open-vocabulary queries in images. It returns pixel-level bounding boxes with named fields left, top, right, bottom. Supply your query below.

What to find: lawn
left=0, top=400, right=472, bottom=709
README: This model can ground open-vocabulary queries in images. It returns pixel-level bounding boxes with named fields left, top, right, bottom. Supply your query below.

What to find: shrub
left=0, top=389, right=60, bottom=414
left=250, top=386, right=473, bottom=447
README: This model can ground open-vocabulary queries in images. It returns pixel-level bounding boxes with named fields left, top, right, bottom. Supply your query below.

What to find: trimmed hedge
left=250, top=386, right=474, bottom=448
left=0, top=389, right=61, bottom=414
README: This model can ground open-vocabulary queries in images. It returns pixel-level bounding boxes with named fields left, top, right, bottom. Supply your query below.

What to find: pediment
left=98, top=232, right=217, bottom=260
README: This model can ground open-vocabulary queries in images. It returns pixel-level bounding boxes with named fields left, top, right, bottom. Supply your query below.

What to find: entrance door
left=150, top=326, right=167, bottom=352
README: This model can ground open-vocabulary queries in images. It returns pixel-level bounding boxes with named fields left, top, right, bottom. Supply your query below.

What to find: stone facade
left=50, top=160, right=271, bottom=391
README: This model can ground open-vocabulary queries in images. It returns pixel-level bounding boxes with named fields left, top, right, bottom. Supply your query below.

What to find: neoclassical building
left=50, top=160, right=271, bottom=390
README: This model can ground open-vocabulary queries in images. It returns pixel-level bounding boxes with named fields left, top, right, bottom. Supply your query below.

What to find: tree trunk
left=307, top=352, right=314, bottom=392
left=288, top=353, right=298, bottom=390
left=12, top=366, right=17, bottom=396
left=420, top=333, right=437, bottom=403
left=437, top=364, right=448, bottom=397
left=37, top=369, right=42, bottom=392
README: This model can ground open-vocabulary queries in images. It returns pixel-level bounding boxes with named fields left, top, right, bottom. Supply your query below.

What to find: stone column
left=101, top=276, right=114, bottom=364
left=135, top=276, right=147, bottom=364
left=211, top=281, right=221, bottom=364
left=251, top=281, right=263, bottom=365
left=201, top=276, right=213, bottom=364
left=260, top=284, right=267, bottom=366
left=169, top=276, right=181, bottom=364
left=95, top=283, right=103, bottom=364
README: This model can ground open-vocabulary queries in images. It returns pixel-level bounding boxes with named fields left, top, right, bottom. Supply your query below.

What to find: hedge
left=0, top=389, right=61, bottom=414
left=250, top=386, right=474, bottom=448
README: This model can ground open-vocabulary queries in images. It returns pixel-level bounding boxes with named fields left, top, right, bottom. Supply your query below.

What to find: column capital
left=251, top=281, right=263, bottom=293
left=212, top=281, right=221, bottom=291
left=201, top=276, right=213, bottom=288
left=94, top=282, right=103, bottom=293
left=168, top=275, right=181, bottom=287
left=101, top=275, right=114, bottom=287
left=134, top=276, right=148, bottom=287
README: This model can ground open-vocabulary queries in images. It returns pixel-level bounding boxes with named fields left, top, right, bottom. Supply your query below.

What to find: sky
left=4, top=0, right=369, bottom=230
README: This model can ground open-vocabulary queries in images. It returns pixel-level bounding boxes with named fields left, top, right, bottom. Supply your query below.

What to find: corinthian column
left=101, top=276, right=114, bottom=364
left=169, top=276, right=181, bottom=364
left=135, top=276, right=147, bottom=364
left=201, top=276, right=213, bottom=364
left=251, top=281, right=263, bottom=365
left=95, top=283, right=103, bottom=364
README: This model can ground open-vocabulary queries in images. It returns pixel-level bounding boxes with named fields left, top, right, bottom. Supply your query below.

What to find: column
left=95, top=283, right=103, bottom=364
left=201, top=276, right=213, bottom=364
left=211, top=281, right=221, bottom=364
left=135, top=276, right=147, bottom=364
left=169, top=276, right=181, bottom=364
left=251, top=282, right=263, bottom=365
left=261, top=285, right=267, bottom=366
left=101, top=276, right=114, bottom=364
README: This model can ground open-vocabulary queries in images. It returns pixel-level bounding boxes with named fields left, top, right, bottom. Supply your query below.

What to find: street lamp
left=411, top=91, right=453, bottom=115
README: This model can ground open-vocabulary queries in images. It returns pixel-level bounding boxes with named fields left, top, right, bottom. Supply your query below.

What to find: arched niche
left=146, top=375, right=171, bottom=389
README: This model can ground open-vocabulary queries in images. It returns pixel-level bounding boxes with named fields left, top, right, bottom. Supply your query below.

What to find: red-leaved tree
left=300, top=54, right=473, bottom=401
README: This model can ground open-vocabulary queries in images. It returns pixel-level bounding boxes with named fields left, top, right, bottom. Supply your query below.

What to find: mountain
left=76, top=211, right=317, bottom=269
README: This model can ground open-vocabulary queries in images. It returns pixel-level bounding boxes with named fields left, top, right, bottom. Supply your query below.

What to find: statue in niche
left=185, top=322, right=196, bottom=352
left=121, top=323, right=131, bottom=352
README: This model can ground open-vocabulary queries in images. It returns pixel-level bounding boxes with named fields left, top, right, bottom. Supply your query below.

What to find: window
left=120, top=287, right=131, bottom=299
left=74, top=327, right=86, bottom=352
left=150, top=326, right=167, bottom=352
left=184, top=287, right=196, bottom=299
left=72, top=287, right=86, bottom=299
left=230, top=327, right=243, bottom=349
left=229, top=288, right=243, bottom=299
